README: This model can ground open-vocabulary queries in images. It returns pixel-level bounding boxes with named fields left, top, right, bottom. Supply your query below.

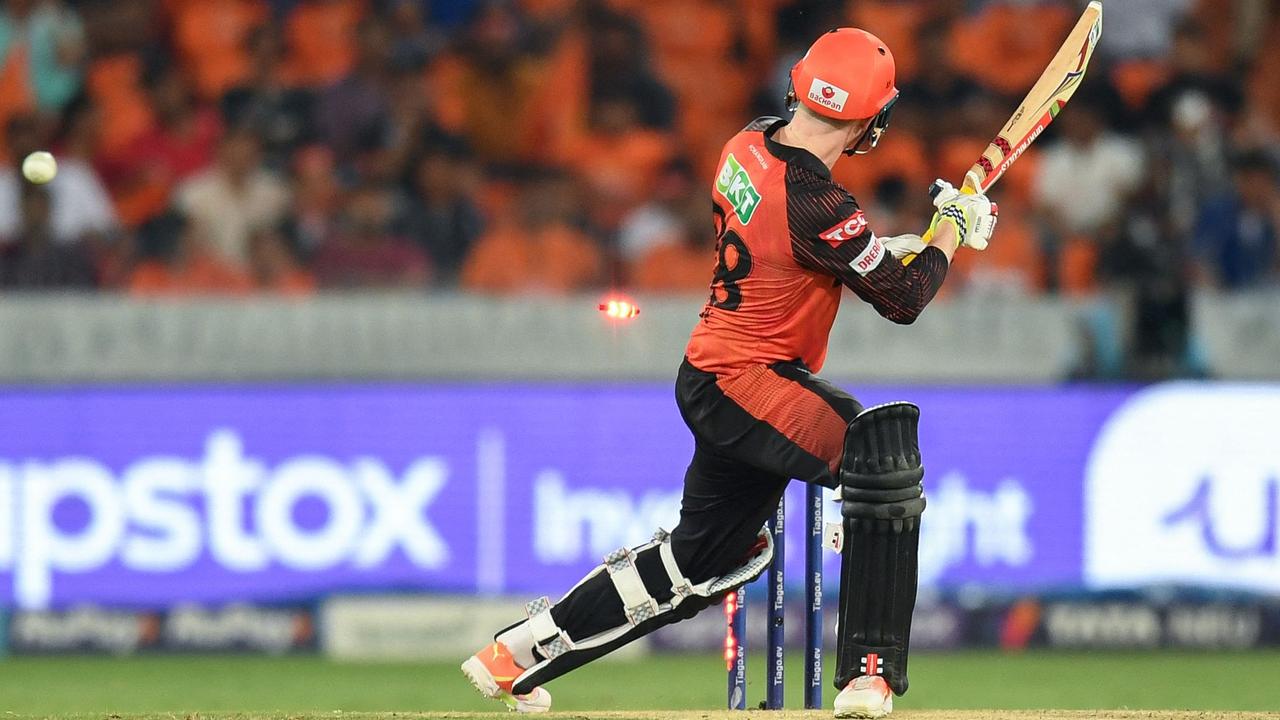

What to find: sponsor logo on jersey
left=716, top=153, right=762, bottom=225
left=849, top=233, right=885, bottom=276
left=819, top=211, right=868, bottom=245
left=807, top=77, right=849, bottom=113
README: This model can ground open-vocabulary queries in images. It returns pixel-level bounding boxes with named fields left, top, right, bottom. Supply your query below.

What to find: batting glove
left=881, top=233, right=927, bottom=260
left=927, top=179, right=998, bottom=251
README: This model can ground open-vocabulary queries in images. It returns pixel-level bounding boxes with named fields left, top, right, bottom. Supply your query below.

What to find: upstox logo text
left=0, top=429, right=448, bottom=608
left=716, top=153, right=762, bottom=225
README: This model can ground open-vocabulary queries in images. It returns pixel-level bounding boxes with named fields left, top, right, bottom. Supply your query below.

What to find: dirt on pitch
left=20, top=707, right=1276, bottom=720
left=380, top=712, right=1275, bottom=720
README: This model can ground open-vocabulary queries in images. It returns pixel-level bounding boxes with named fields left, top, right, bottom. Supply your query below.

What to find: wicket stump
left=725, top=483, right=824, bottom=709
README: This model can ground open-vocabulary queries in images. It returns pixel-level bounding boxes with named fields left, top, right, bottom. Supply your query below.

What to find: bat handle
left=930, top=176, right=986, bottom=202
left=961, top=170, right=984, bottom=195
left=928, top=178, right=980, bottom=201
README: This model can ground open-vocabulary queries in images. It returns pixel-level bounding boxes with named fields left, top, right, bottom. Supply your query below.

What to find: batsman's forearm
left=855, top=246, right=949, bottom=325
left=796, top=228, right=949, bottom=325
left=926, top=222, right=959, bottom=261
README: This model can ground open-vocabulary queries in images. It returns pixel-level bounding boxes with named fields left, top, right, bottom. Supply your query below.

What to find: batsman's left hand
left=928, top=179, right=998, bottom=251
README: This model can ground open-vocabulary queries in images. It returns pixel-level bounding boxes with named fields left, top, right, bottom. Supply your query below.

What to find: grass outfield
left=1, top=714, right=1275, bottom=720
left=0, top=651, right=1276, bottom=717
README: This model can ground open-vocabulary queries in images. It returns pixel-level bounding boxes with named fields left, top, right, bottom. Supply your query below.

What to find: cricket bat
left=956, top=0, right=1104, bottom=195
left=909, top=1, right=1103, bottom=258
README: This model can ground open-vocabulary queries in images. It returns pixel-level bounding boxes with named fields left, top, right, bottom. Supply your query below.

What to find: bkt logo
left=0, top=429, right=448, bottom=608
left=1085, top=384, right=1280, bottom=591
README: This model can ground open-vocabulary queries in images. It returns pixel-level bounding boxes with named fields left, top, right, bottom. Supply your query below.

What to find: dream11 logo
left=0, top=429, right=450, bottom=609
left=1084, top=384, right=1280, bottom=591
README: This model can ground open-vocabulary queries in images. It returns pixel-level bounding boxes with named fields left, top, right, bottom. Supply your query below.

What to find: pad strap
left=605, top=547, right=661, bottom=625
left=653, top=529, right=696, bottom=603
left=525, top=596, right=573, bottom=659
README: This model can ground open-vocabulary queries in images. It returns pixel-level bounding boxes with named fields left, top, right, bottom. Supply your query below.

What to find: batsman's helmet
left=787, top=28, right=899, bottom=153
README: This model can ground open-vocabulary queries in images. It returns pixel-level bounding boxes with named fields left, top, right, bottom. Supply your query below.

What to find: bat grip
left=929, top=179, right=981, bottom=201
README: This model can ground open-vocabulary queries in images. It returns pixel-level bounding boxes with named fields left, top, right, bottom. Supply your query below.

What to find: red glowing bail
left=599, top=299, right=640, bottom=319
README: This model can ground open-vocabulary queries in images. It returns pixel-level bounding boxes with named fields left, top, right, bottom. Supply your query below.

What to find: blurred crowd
left=0, top=0, right=1276, bottom=307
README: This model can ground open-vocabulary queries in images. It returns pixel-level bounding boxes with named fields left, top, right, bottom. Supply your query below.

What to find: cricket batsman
left=462, top=28, right=997, bottom=717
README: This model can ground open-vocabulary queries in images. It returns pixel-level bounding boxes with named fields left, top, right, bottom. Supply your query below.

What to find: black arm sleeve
left=786, top=165, right=948, bottom=325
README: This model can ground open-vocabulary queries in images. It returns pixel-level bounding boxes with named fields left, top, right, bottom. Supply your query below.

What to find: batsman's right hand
left=928, top=179, right=998, bottom=251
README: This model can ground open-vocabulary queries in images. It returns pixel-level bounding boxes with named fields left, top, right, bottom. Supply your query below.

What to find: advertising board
left=0, top=383, right=1274, bottom=609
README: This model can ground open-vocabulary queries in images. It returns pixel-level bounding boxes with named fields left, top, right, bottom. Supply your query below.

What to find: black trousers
left=544, top=358, right=861, bottom=650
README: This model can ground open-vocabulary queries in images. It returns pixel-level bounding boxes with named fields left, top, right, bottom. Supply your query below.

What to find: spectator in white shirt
left=176, top=125, right=291, bottom=266
left=1034, top=95, right=1145, bottom=289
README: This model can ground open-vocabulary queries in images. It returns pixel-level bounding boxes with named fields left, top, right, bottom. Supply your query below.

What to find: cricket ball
left=22, top=151, right=58, bottom=185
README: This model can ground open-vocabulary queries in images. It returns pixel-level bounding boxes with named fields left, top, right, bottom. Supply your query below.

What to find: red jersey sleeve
left=785, top=164, right=948, bottom=325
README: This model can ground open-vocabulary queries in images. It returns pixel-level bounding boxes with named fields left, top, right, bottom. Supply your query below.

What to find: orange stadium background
left=0, top=0, right=1275, bottom=305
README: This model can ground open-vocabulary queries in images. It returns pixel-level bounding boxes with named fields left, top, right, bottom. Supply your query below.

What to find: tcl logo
left=850, top=235, right=884, bottom=276
left=819, top=212, right=868, bottom=245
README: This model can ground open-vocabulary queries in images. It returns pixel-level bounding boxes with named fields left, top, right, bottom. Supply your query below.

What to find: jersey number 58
left=709, top=217, right=754, bottom=311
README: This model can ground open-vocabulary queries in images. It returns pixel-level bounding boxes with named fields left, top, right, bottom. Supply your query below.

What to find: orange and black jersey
left=686, top=117, right=949, bottom=376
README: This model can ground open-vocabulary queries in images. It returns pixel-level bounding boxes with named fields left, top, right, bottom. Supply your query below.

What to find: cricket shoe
left=834, top=675, right=893, bottom=718
left=461, top=641, right=552, bottom=713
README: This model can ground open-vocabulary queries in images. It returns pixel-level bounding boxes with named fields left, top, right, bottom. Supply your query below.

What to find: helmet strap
left=844, top=94, right=898, bottom=156
left=843, top=123, right=875, bottom=156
